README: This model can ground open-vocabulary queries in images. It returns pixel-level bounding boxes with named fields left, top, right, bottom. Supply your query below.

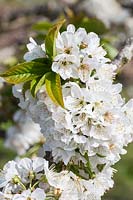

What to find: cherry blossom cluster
left=3, top=24, right=133, bottom=199
left=0, top=77, right=44, bottom=156
left=0, top=157, right=47, bottom=200
left=5, top=110, right=45, bottom=155
left=0, top=157, right=114, bottom=200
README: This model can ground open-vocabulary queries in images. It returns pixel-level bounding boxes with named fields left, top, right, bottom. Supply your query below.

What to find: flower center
left=54, top=188, right=62, bottom=197
left=109, top=144, right=115, bottom=150
left=80, top=42, right=88, bottom=49
left=80, top=64, right=89, bottom=70
left=64, top=47, right=72, bottom=54
left=104, top=112, right=113, bottom=123
left=27, top=197, right=32, bottom=200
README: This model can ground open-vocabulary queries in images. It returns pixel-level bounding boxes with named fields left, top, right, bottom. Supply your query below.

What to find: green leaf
left=45, top=72, right=64, bottom=108
left=22, top=81, right=30, bottom=98
left=72, top=17, right=108, bottom=35
left=33, top=57, right=52, bottom=65
left=45, top=19, right=66, bottom=58
left=101, top=41, right=118, bottom=60
left=30, top=79, right=40, bottom=97
left=32, top=21, right=53, bottom=31
left=0, top=61, right=50, bottom=84
left=34, top=74, right=46, bottom=95
left=29, top=74, right=46, bottom=97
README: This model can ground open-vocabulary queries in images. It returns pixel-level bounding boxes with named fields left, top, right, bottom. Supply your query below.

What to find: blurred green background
left=0, top=1, right=133, bottom=199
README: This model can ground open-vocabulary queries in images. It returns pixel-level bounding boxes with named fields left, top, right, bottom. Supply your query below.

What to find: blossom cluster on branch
left=5, top=110, right=45, bottom=155
left=0, top=22, right=133, bottom=200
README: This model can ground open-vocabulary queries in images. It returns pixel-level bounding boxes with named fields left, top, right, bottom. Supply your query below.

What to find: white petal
left=31, top=188, right=46, bottom=200
left=67, top=24, right=76, bottom=33
left=29, top=37, right=37, bottom=45
left=32, top=157, right=45, bottom=173
left=19, top=158, right=32, bottom=171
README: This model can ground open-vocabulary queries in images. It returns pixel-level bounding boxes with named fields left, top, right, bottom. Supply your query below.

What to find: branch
left=113, top=37, right=133, bottom=69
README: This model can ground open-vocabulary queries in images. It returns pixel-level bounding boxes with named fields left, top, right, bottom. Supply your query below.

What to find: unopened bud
left=29, top=170, right=36, bottom=180
left=12, top=175, right=21, bottom=184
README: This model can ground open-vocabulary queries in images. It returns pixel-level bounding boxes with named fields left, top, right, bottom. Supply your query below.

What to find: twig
left=113, top=37, right=133, bottom=69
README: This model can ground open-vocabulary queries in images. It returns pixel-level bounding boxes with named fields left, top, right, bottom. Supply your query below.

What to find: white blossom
left=5, top=110, right=44, bottom=155
left=0, top=158, right=49, bottom=199
left=13, top=188, right=46, bottom=200
left=52, top=25, right=109, bottom=81
left=24, top=37, right=46, bottom=61
left=9, top=24, right=133, bottom=200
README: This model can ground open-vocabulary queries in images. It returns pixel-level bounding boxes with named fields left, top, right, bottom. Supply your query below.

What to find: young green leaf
left=34, top=74, right=46, bottom=96
left=30, top=79, right=40, bottom=97
left=22, top=81, right=31, bottom=98
left=45, top=72, right=64, bottom=108
left=45, top=19, right=66, bottom=58
left=0, top=61, right=50, bottom=84
left=33, top=57, right=52, bottom=65
left=101, top=41, right=118, bottom=60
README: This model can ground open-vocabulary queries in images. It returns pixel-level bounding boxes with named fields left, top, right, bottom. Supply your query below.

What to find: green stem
left=19, top=181, right=27, bottom=190
left=21, top=143, right=41, bottom=158
left=84, top=152, right=95, bottom=179
left=31, top=175, right=47, bottom=191
left=31, top=180, right=40, bottom=190
left=12, top=175, right=26, bottom=190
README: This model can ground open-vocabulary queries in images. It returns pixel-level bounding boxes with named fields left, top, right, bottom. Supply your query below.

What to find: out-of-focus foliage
left=0, top=139, right=16, bottom=168
left=0, top=0, right=132, bottom=200
left=104, top=144, right=133, bottom=200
